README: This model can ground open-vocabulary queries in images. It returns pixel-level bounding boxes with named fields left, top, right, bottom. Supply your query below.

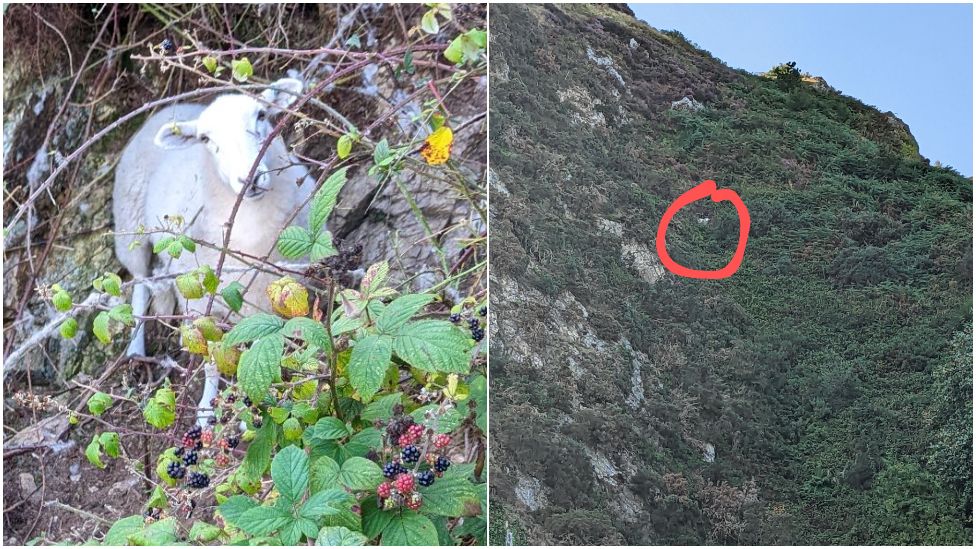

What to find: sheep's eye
left=200, top=135, right=210, bottom=143
left=257, top=111, right=267, bottom=122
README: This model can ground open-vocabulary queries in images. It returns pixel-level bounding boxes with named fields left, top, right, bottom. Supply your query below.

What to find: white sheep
left=113, top=78, right=314, bottom=424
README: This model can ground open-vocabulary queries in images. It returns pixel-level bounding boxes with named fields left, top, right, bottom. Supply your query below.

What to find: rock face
left=489, top=3, right=971, bottom=546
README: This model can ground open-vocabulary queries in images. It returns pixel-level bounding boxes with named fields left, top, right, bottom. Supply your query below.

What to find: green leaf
left=301, top=488, right=351, bottom=520
left=469, top=374, right=487, bottom=432
left=310, top=455, right=341, bottom=493
left=311, top=230, right=338, bottom=261
left=277, top=226, right=314, bottom=259
left=420, top=10, right=439, bottom=34
left=189, top=520, right=223, bottom=542
left=381, top=511, right=438, bottom=545
left=178, top=234, right=196, bottom=252
left=338, top=457, right=384, bottom=491
left=280, top=519, right=305, bottom=545
left=376, top=294, right=434, bottom=334
left=232, top=57, right=253, bottom=82
left=410, top=404, right=463, bottom=433
left=104, top=516, right=144, bottom=545
left=221, top=281, right=245, bottom=313
left=418, top=475, right=479, bottom=516
left=92, top=311, right=111, bottom=344
left=310, top=167, right=349, bottom=234
left=360, top=392, right=403, bottom=422
left=202, top=56, right=218, bottom=74
left=238, top=504, right=292, bottom=536
left=282, top=317, right=332, bottom=356
left=242, top=421, right=276, bottom=483
left=143, top=386, right=176, bottom=429
left=200, top=265, right=219, bottom=294
left=361, top=261, right=389, bottom=295
left=146, top=485, right=168, bottom=509
left=128, top=517, right=178, bottom=545
left=219, top=495, right=259, bottom=528
left=393, top=320, right=470, bottom=373
left=317, top=526, right=367, bottom=546
left=152, top=236, right=175, bottom=254
left=59, top=317, right=78, bottom=339
left=348, top=334, right=393, bottom=402
left=308, top=417, right=349, bottom=441
left=86, top=435, right=105, bottom=468
left=337, top=134, right=353, bottom=159
left=345, top=428, right=382, bottom=460
left=101, top=273, right=122, bottom=297
left=87, top=392, right=113, bottom=416
left=238, top=335, right=284, bottom=406
left=361, top=499, right=393, bottom=539
left=167, top=239, right=183, bottom=258
left=373, top=139, right=390, bottom=166
left=108, top=303, right=134, bottom=325
left=225, top=314, right=285, bottom=345
left=99, top=431, right=121, bottom=458
left=271, top=445, right=309, bottom=504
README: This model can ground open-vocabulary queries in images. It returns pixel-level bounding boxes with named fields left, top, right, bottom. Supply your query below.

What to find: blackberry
left=209, top=397, right=218, bottom=407
left=449, top=313, right=461, bottom=324
left=417, top=470, right=435, bottom=487
left=207, top=416, right=217, bottom=425
left=166, top=461, right=186, bottom=479
left=383, top=462, right=399, bottom=479
left=468, top=318, right=480, bottom=329
left=161, top=38, right=175, bottom=54
left=226, top=436, right=240, bottom=449
left=471, top=327, right=485, bottom=342
left=174, top=447, right=184, bottom=456
left=183, top=450, right=198, bottom=466
left=434, top=456, right=451, bottom=472
left=401, top=445, right=421, bottom=464
left=187, top=472, right=209, bottom=489
left=226, top=394, right=237, bottom=404
left=185, top=426, right=202, bottom=440
left=243, top=396, right=253, bottom=407
left=253, top=417, right=263, bottom=429
left=479, top=306, right=487, bottom=316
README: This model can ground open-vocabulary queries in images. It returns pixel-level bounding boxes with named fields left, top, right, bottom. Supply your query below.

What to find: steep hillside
left=488, top=4, right=972, bottom=545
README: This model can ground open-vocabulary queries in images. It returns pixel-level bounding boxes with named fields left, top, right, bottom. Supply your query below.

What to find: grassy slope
left=489, top=4, right=972, bottom=545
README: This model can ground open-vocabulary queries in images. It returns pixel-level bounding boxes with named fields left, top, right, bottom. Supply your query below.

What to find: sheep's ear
left=262, top=78, right=304, bottom=112
left=154, top=120, right=199, bottom=150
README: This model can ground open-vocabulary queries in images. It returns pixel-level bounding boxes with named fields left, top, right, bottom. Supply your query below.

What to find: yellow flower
left=421, top=126, right=453, bottom=165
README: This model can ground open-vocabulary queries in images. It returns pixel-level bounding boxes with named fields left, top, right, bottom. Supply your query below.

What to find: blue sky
left=629, top=3, right=974, bottom=176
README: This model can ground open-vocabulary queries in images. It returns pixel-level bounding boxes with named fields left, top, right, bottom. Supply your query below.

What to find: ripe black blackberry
left=479, top=306, right=487, bottom=316
left=207, top=416, right=217, bottom=425
left=243, top=396, right=253, bottom=407
left=434, top=456, right=451, bottom=472
left=449, top=313, right=461, bottom=324
left=401, top=445, right=421, bottom=464
left=253, top=417, right=263, bottom=429
left=187, top=472, right=210, bottom=489
left=161, top=38, right=176, bottom=54
left=185, top=426, right=202, bottom=440
left=468, top=318, right=480, bottom=329
left=417, top=470, right=435, bottom=487
left=226, top=436, right=240, bottom=449
left=174, top=447, right=185, bottom=457
left=166, top=461, right=186, bottom=479
left=183, top=450, right=198, bottom=466
left=471, top=327, right=485, bottom=342
left=383, top=462, right=399, bottom=479
left=226, top=394, right=237, bottom=404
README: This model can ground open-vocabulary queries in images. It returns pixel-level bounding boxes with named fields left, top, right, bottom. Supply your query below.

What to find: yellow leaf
left=420, top=126, right=453, bottom=166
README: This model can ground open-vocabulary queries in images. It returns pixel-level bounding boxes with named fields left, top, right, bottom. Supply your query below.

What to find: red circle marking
left=655, top=180, right=750, bottom=280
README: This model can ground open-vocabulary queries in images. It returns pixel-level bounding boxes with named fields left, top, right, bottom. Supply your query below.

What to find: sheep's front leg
left=125, top=282, right=150, bottom=357
left=196, top=361, right=220, bottom=428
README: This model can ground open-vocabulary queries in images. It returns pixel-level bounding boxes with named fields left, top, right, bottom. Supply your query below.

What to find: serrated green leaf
left=87, top=392, right=113, bottom=416
left=277, top=226, right=314, bottom=259
left=361, top=499, right=392, bottom=539
left=337, top=134, right=353, bottom=159
left=311, top=230, right=338, bottom=261
left=92, top=311, right=111, bottom=344
left=146, top=485, right=168, bottom=510
left=167, top=239, right=183, bottom=258
left=178, top=234, right=196, bottom=252
left=238, top=335, right=284, bottom=403
left=189, top=521, right=222, bottom=542
left=238, top=504, right=292, bottom=536
left=127, top=517, right=178, bottom=545
left=317, top=526, right=367, bottom=546
left=418, top=474, right=479, bottom=516
left=242, top=421, right=276, bottom=483
left=104, top=516, right=144, bottom=545
left=99, top=431, right=121, bottom=458
left=361, top=261, right=389, bottom=295
left=219, top=495, right=259, bottom=528
left=311, top=455, right=341, bottom=493
left=102, top=273, right=122, bottom=297
left=60, top=317, right=78, bottom=339
left=86, top=435, right=105, bottom=468
left=393, top=320, right=470, bottom=373
left=271, top=445, right=309, bottom=504
left=153, top=236, right=175, bottom=254
left=348, top=334, right=392, bottom=402
left=381, top=511, right=438, bottom=546
left=200, top=265, right=219, bottom=294
left=221, top=281, right=245, bottom=313
left=360, top=392, right=403, bottom=422
left=225, top=314, right=285, bottom=345
left=301, top=488, right=351, bottom=520
left=376, top=294, right=434, bottom=334
left=338, top=457, right=383, bottom=491
left=202, top=56, right=218, bottom=74
left=282, top=317, right=332, bottom=356
left=310, top=168, right=349, bottom=234
left=308, top=417, right=349, bottom=441
left=410, top=403, right=463, bottom=434
left=143, top=386, right=176, bottom=429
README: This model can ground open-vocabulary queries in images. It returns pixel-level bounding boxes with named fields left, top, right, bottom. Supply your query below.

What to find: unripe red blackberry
left=377, top=482, right=392, bottom=498
left=394, top=473, right=415, bottom=493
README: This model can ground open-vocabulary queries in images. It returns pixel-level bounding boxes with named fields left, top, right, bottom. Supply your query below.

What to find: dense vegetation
left=489, top=4, right=972, bottom=545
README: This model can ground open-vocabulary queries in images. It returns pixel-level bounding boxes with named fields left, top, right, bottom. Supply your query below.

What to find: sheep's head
left=153, top=77, right=303, bottom=199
